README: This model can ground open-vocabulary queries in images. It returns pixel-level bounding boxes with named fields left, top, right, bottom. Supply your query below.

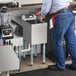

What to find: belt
left=51, top=6, right=74, bottom=29
left=57, top=7, right=70, bottom=14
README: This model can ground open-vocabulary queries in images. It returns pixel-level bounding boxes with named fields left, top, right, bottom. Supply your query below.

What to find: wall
left=0, top=0, right=42, bottom=7
left=70, top=0, right=73, bottom=2
left=15, top=0, right=42, bottom=7
left=0, top=0, right=14, bottom=3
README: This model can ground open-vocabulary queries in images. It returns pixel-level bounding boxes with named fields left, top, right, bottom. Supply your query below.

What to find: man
left=35, top=0, right=76, bottom=70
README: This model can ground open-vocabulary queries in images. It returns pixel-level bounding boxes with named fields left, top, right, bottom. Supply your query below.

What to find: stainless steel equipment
left=2, top=26, right=13, bottom=39
left=0, top=6, right=13, bottom=39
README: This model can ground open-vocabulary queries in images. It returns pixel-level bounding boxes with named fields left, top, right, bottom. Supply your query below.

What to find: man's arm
left=41, top=0, right=52, bottom=16
left=35, top=0, right=52, bottom=16
left=35, top=0, right=52, bottom=22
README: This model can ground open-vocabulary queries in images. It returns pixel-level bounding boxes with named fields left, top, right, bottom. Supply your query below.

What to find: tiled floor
left=1, top=54, right=71, bottom=76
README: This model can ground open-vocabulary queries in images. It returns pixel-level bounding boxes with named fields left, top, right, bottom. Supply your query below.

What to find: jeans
left=53, top=10, right=76, bottom=69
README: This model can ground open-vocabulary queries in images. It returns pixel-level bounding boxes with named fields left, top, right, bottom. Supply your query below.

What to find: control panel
left=22, top=13, right=36, bottom=21
left=22, top=8, right=41, bottom=21
left=2, top=26, right=13, bottom=39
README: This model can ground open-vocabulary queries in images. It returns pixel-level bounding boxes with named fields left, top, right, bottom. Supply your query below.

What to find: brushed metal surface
left=0, top=45, right=19, bottom=72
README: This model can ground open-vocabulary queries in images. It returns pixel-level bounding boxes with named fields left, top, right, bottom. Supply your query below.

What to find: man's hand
left=34, top=11, right=45, bottom=22
left=40, top=16, right=45, bottom=22
left=34, top=11, right=41, bottom=16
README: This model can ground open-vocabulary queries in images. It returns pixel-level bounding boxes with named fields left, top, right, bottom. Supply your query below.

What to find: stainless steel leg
left=43, top=44, right=46, bottom=64
left=0, top=72, right=1, bottom=76
left=35, top=45, right=37, bottom=57
left=30, top=45, right=33, bottom=66
left=18, top=46, right=21, bottom=71
left=6, top=71, right=9, bottom=76
left=23, top=40, right=26, bottom=58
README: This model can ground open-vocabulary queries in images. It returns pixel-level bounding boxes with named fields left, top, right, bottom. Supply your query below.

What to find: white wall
left=0, top=0, right=14, bottom=3
left=0, top=0, right=42, bottom=7
left=15, top=0, right=42, bottom=7
left=70, top=0, right=73, bottom=2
